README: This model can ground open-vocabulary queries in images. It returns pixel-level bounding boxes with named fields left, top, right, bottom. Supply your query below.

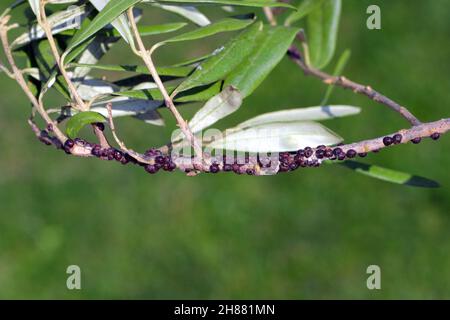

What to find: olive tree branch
left=172, top=119, right=450, bottom=174
left=37, top=0, right=87, bottom=111
left=105, top=102, right=151, bottom=164
left=0, top=15, right=66, bottom=143
left=262, top=7, right=421, bottom=126
left=127, top=7, right=204, bottom=163
left=39, top=115, right=449, bottom=175
left=287, top=45, right=422, bottom=126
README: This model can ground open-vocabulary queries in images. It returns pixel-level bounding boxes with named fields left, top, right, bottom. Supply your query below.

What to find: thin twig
left=263, top=7, right=277, bottom=26
left=92, top=124, right=110, bottom=149
left=106, top=103, right=152, bottom=164
left=0, top=16, right=66, bottom=142
left=37, top=0, right=87, bottom=111
left=288, top=45, right=422, bottom=126
left=106, top=102, right=128, bottom=151
left=0, top=60, right=14, bottom=78
left=127, top=8, right=203, bottom=162
left=262, top=7, right=422, bottom=126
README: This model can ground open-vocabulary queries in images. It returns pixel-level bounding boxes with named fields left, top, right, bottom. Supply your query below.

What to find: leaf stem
left=263, top=7, right=277, bottom=26
left=37, top=0, right=87, bottom=111
left=0, top=15, right=66, bottom=142
left=127, top=8, right=203, bottom=162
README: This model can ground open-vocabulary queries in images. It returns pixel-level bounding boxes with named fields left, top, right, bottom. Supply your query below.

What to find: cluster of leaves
left=2, top=0, right=439, bottom=186
left=15, top=0, right=348, bottom=135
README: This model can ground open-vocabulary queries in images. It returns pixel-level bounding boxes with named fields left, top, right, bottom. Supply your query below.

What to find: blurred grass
left=0, top=0, right=449, bottom=299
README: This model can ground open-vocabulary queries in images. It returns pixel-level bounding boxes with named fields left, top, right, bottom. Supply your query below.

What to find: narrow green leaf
left=118, top=23, right=187, bottom=36
left=175, top=82, right=222, bottom=102
left=67, top=0, right=141, bottom=51
left=89, top=0, right=135, bottom=45
left=285, top=0, right=324, bottom=26
left=307, top=0, right=341, bottom=69
left=111, top=82, right=221, bottom=103
left=65, top=111, right=106, bottom=139
left=186, top=86, right=242, bottom=134
left=112, top=87, right=166, bottom=101
left=64, top=37, right=96, bottom=65
left=176, top=22, right=263, bottom=93
left=160, top=18, right=254, bottom=45
left=340, top=161, right=440, bottom=188
left=172, top=52, right=214, bottom=67
left=32, top=40, right=71, bottom=99
left=143, top=0, right=295, bottom=9
left=153, top=4, right=211, bottom=26
left=224, top=25, right=299, bottom=98
left=12, top=4, right=91, bottom=49
left=62, top=12, right=97, bottom=64
left=69, top=63, right=195, bottom=77
left=59, top=22, right=188, bottom=37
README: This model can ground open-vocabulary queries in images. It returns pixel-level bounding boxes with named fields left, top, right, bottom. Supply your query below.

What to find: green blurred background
left=0, top=0, right=449, bottom=299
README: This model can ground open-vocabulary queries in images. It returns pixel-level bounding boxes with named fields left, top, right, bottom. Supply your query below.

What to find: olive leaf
left=175, top=22, right=263, bottom=93
left=173, top=86, right=242, bottom=142
left=285, top=0, right=325, bottom=26
left=12, top=4, right=91, bottom=49
left=118, top=22, right=187, bottom=36
left=67, top=0, right=142, bottom=52
left=90, top=97, right=164, bottom=119
left=76, top=77, right=119, bottom=101
left=236, top=105, right=361, bottom=129
left=209, top=122, right=343, bottom=153
left=151, top=4, right=211, bottom=26
left=224, top=25, right=299, bottom=98
left=134, top=110, right=165, bottom=126
left=340, top=161, right=440, bottom=188
left=112, top=81, right=221, bottom=103
left=65, top=111, right=105, bottom=139
left=69, top=62, right=195, bottom=78
left=307, top=0, right=342, bottom=69
left=151, top=17, right=255, bottom=54
left=89, top=0, right=135, bottom=45
left=143, top=0, right=295, bottom=9
left=72, top=35, right=121, bottom=81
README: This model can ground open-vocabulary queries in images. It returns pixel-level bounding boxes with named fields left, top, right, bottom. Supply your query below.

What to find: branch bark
left=34, top=117, right=449, bottom=175
left=287, top=45, right=422, bottom=126
left=0, top=16, right=66, bottom=143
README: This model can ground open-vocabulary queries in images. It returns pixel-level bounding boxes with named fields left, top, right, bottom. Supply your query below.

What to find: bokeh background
left=0, top=0, right=449, bottom=299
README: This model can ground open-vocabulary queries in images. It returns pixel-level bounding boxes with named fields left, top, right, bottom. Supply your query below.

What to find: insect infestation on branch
left=0, top=0, right=448, bottom=187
